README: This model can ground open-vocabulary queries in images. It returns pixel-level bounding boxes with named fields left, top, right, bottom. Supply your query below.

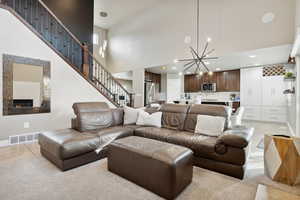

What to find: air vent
left=9, top=133, right=40, bottom=145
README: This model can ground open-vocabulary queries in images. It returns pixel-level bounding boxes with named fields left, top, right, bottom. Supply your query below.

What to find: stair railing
left=0, top=0, right=134, bottom=107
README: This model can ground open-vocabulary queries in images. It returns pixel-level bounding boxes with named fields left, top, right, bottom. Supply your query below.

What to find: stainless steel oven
left=201, top=83, right=216, bottom=92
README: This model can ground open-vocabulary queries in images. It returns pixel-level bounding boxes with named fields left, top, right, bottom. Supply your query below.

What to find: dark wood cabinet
left=216, top=69, right=240, bottom=92
left=184, top=69, right=240, bottom=93
left=184, top=74, right=201, bottom=92
left=145, top=71, right=161, bottom=91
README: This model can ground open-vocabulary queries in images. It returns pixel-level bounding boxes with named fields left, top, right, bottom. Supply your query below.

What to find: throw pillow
left=136, top=110, right=162, bottom=128
left=123, top=106, right=140, bottom=125
left=195, top=115, right=226, bottom=136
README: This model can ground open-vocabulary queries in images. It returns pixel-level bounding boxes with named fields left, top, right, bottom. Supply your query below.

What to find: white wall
left=93, top=26, right=108, bottom=67
left=132, top=69, right=144, bottom=107
left=0, top=9, right=115, bottom=140
left=107, top=0, right=295, bottom=73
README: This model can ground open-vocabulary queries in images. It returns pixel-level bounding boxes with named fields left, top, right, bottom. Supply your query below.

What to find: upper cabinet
left=216, top=69, right=240, bottom=92
left=184, top=74, right=200, bottom=92
left=184, top=69, right=240, bottom=93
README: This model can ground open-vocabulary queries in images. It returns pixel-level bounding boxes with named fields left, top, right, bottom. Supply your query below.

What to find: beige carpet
left=0, top=143, right=299, bottom=200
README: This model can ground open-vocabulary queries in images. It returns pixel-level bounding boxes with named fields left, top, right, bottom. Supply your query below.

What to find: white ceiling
left=146, top=44, right=292, bottom=74
left=94, top=0, right=160, bottom=29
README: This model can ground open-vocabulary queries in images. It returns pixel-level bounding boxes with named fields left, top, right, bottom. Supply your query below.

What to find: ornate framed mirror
left=3, top=54, right=51, bottom=115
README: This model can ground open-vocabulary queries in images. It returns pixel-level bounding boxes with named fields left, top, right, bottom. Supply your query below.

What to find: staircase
left=0, top=0, right=133, bottom=107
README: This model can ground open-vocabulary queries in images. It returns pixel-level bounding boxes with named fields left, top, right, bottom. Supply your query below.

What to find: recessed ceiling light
left=178, top=72, right=183, bottom=76
left=207, top=37, right=212, bottom=42
left=249, top=55, right=257, bottom=58
left=100, top=12, right=108, bottom=18
left=162, top=66, right=167, bottom=70
left=172, top=66, right=177, bottom=70
left=216, top=68, right=221, bottom=71
left=208, top=71, right=213, bottom=76
left=174, top=59, right=179, bottom=63
left=262, top=12, right=275, bottom=24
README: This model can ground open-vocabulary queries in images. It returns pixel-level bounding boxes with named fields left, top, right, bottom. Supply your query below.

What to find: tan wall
left=107, top=0, right=295, bottom=73
left=0, top=9, right=114, bottom=140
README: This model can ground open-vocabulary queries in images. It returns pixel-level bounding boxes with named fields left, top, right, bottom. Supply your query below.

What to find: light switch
left=24, top=122, right=30, bottom=129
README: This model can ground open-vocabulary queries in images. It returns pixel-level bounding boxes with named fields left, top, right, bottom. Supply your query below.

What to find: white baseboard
left=0, top=139, right=9, bottom=147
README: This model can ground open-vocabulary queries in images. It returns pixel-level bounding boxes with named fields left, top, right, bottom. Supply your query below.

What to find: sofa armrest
left=218, top=127, right=254, bottom=148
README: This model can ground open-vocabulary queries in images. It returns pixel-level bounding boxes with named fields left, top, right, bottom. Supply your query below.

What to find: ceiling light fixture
left=249, top=55, right=257, bottom=58
left=175, top=0, right=218, bottom=77
left=216, top=68, right=221, bottom=71
left=178, top=72, right=183, bottom=76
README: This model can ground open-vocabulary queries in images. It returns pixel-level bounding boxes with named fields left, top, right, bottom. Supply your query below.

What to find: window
left=93, top=33, right=99, bottom=45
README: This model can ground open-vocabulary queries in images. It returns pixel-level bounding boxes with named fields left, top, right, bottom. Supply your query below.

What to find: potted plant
left=284, top=72, right=295, bottom=79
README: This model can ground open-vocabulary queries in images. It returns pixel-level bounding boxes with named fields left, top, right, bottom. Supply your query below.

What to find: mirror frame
left=3, top=54, right=51, bottom=115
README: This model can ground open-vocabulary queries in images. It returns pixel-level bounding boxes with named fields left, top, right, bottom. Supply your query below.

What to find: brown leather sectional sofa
left=39, top=102, right=253, bottom=179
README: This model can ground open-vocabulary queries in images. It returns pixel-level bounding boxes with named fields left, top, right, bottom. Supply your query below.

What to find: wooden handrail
left=89, top=52, right=133, bottom=96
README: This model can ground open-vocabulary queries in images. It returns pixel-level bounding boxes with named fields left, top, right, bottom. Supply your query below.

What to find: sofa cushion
left=183, top=104, right=232, bottom=133
left=111, top=108, right=124, bottom=126
left=78, top=111, right=113, bottom=132
left=134, top=127, right=179, bottom=142
left=160, top=104, right=189, bottom=130
left=124, top=106, right=141, bottom=125
left=73, top=102, right=110, bottom=115
left=136, top=110, right=162, bottom=128
left=72, top=102, right=113, bottom=132
left=218, top=127, right=254, bottom=148
left=167, top=132, right=245, bottom=165
left=194, top=115, right=225, bottom=136
left=89, top=126, right=134, bottom=151
left=39, top=129, right=100, bottom=160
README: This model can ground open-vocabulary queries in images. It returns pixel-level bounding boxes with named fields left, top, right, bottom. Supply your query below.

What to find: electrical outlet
left=24, top=122, right=30, bottom=129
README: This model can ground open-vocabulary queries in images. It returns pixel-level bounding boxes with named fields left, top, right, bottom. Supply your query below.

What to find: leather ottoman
left=108, top=136, right=193, bottom=200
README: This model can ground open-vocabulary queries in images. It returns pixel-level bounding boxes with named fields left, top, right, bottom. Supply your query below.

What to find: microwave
left=201, top=83, right=216, bottom=92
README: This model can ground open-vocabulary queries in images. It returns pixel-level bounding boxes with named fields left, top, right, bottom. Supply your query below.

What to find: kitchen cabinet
left=184, top=70, right=240, bottom=93
left=216, top=69, right=240, bottom=92
left=184, top=74, right=201, bottom=92
left=240, top=67, right=287, bottom=122
left=240, top=68, right=262, bottom=106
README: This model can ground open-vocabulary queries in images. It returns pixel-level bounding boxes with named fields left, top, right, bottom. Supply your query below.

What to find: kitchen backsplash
left=183, top=92, right=240, bottom=101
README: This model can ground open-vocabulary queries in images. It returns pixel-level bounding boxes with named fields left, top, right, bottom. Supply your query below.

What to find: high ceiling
left=94, top=0, right=160, bottom=29
left=146, top=44, right=292, bottom=74
left=96, top=0, right=296, bottom=73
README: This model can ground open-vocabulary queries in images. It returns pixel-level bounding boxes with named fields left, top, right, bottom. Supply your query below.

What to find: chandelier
left=175, top=0, right=218, bottom=76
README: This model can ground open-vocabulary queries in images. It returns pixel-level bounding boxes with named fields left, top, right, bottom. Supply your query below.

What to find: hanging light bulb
left=208, top=71, right=213, bottom=76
